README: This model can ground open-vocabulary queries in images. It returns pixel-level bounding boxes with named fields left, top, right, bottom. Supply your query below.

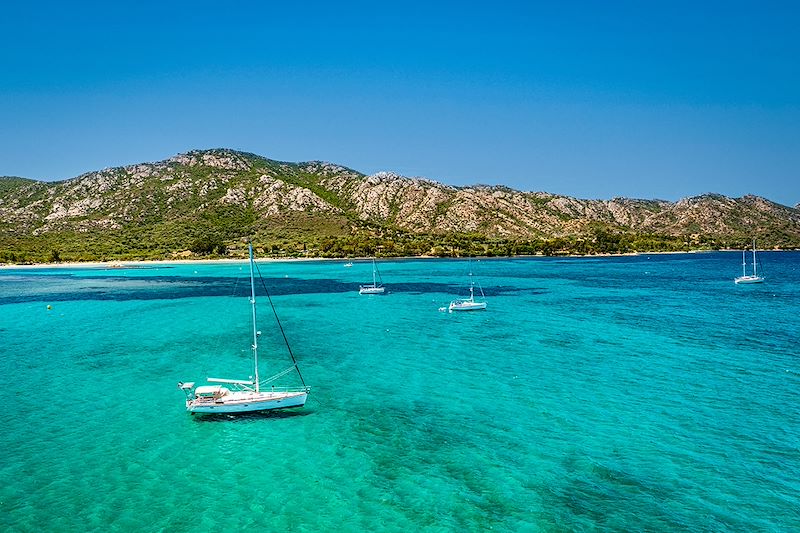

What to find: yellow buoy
left=47, top=305, right=52, bottom=310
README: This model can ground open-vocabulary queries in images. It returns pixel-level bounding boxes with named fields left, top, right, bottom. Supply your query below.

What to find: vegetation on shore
left=0, top=225, right=789, bottom=265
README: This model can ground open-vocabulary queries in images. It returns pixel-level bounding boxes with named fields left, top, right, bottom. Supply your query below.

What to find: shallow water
left=1, top=253, right=799, bottom=531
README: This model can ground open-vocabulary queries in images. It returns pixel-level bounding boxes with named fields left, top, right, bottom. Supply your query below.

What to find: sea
left=1, top=252, right=798, bottom=532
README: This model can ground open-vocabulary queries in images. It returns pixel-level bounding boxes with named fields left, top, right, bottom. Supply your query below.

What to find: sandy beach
left=0, top=256, right=343, bottom=270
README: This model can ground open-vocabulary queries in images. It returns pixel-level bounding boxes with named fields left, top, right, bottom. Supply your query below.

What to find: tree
left=190, top=235, right=222, bottom=255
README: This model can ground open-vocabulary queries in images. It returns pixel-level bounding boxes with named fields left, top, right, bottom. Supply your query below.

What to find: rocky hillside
left=1, top=148, right=799, bottom=261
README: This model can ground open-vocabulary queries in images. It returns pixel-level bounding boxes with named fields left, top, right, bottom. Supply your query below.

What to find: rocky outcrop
left=169, top=150, right=252, bottom=171
left=253, top=176, right=339, bottom=215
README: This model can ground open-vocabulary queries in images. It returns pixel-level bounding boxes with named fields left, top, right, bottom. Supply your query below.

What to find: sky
left=1, top=1, right=798, bottom=206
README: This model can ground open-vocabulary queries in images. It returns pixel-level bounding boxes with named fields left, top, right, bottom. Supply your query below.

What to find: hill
left=1, top=149, right=799, bottom=262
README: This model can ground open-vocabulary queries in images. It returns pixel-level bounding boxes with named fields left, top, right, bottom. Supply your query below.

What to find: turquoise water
left=1, top=253, right=799, bottom=531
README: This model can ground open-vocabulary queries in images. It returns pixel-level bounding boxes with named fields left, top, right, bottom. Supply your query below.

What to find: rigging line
left=254, top=260, right=308, bottom=388
left=231, top=264, right=242, bottom=297
left=262, top=365, right=296, bottom=383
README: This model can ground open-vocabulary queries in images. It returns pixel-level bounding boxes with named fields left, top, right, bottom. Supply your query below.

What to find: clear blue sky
left=1, top=1, right=798, bottom=206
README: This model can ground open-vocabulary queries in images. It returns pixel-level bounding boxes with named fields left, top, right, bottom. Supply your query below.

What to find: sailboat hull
left=449, top=301, right=487, bottom=311
left=734, top=276, right=764, bottom=284
left=187, top=391, right=308, bottom=414
left=359, top=286, right=385, bottom=294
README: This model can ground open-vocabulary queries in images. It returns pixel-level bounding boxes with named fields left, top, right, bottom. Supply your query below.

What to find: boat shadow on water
left=191, top=407, right=315, bottom=423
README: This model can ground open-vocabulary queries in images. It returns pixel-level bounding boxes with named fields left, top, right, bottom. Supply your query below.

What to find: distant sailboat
left=178, top=243, right=310, bottom=414
left=359, top=258, right=385, bottom=294
left=343, top=261, right=353, bottom=267
left=734, top=239, right=765, bottom=284
left=449, top=265, right=487, bottom=312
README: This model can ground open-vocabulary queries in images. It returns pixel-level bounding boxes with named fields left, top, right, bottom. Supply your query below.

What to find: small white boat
left=449, top=266, right=486, bottom=312
left=344, top=262, right=353, bottom=267
left=359, top=258, right=386, bottom=294
left=449, top=296, right=487, bottom=312
left=178, top=243, right=310, bottom=414
left=359, top=286, right=385, bottom=294
left=734, top=239, right=765, bottom=284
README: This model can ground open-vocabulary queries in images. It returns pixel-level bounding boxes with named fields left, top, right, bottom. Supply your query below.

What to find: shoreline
left=0, top=256, right=332, bottom=270
left=2, top=249, right=789, bottom=270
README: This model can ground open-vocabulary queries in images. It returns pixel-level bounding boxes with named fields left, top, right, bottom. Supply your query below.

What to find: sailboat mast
left=752, top=240, right=758, bottom=277
left=248, top=243, right=260, bottom=392
left=742, top=250, right=746, bottom=277
left=469, top=271, right=474, bottom=302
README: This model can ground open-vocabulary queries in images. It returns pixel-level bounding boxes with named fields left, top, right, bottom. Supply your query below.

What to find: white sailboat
left=449, top=267, right=487, bottom=312
left=359, top=258, right=385, bottom=294
left=178, top=243, right=309, bottom=414
left=734, top=239, right=765, bottom=284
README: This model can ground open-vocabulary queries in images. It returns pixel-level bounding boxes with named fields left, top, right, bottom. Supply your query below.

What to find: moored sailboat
left=449, top=266, right=486, bottom=312
left=359, top=258, right=385, bottom=294
left=734, top=239, right=765, bottom=284
left=178, top=243, right=309, bottom=414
